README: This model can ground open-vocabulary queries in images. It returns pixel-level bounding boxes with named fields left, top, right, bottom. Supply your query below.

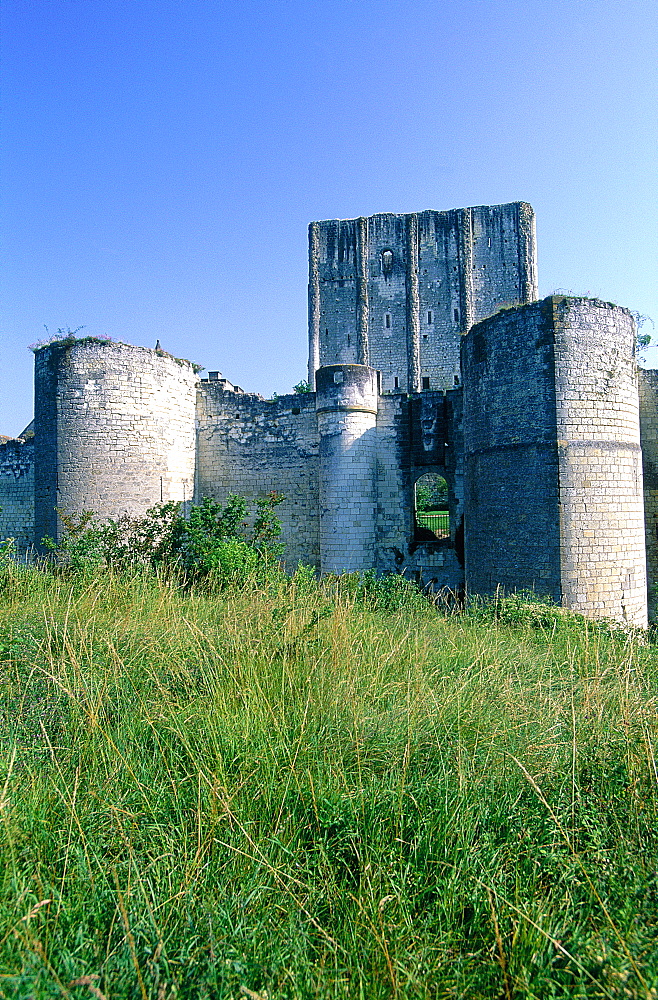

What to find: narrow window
left=385, top=313, right=391, bottom=329
left=488, top=237, right=491, bottom=248
left=422, top=376, right=430, bottom=391
left=454, top=374, right=460, bottom=386
left=394, top=376, right=399, bottom=389
left=427, top=310, right=433, bottom=324
left=454, top=308, right=459, bottom=324
left=381, top=249, right=394, bottom=276
left=415, top=474, right=449, bottom=541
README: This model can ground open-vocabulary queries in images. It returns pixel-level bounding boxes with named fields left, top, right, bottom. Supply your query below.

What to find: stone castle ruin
left=2, top=201, right=657, bottom=628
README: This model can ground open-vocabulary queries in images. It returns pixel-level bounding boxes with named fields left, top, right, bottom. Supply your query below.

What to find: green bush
left=415, top=474, right=448, bottom=512
left=356, top=569, right=427, bottom=612
left=42, top=492, right=285, bottom=587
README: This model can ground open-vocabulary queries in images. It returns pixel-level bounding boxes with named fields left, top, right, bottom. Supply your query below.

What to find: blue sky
left=1, top=0, right=656, bottom=436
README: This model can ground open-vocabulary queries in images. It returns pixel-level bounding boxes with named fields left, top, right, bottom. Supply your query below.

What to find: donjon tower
left=308, top=202, right=537, bottom=391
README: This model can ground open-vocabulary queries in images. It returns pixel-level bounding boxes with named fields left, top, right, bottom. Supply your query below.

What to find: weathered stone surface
left=463, top=297, right=646, bottom=628
left=638, top=370, right=658, bottom=619
left=33, top=340, right=197, bottom=545
left=0, top=437, right=34, bottom=552
left=196, top=386, right=320, bottom=570
left=309, top=202, right=537, bottom=393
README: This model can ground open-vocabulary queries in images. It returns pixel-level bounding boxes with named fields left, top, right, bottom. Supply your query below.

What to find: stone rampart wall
left=3, top=216, right=653, bottom=630
left=196, top=372, right=466, bottom=587
left=196, top=387, right=320, bottom=569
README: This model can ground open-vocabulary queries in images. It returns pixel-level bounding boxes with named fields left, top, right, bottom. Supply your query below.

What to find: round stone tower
left=34, top=339, right=198, bottom=544
left=462, top=296, right=646, bottom=627
left=315, top=364, right=379, bottom=574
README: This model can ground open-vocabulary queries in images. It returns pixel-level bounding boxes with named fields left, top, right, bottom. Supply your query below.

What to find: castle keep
left=1, top=201, right=655, bottom=628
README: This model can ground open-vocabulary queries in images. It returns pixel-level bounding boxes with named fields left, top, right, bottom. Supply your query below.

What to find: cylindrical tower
left=462, top=297, right=646, bottom=628
left=553, top=298, right=645, bottom=627
left=34, top=339, right=198, bottom=544
left=316, top=364, right=378, bottom=574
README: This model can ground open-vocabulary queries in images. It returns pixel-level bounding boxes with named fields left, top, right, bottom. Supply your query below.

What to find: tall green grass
left=1, top=567, right=658, bottom=998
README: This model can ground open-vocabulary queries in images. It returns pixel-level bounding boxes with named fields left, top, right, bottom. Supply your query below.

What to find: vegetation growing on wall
left=28, top=326, right=204, bottom=372
left=28, top=326, right=114, bottom=353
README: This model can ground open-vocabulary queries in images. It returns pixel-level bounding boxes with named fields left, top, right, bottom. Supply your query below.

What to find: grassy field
left=1, top=566, right=658, bottom=998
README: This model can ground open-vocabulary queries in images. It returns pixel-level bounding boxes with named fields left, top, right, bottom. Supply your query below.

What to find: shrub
left=464, top=589, right=616, bottom=635
left=42, top=492, right=285, bottom=587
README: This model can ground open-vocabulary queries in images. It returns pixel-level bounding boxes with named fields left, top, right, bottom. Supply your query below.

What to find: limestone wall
left=196, top=370, right=467, bottom=584
left=552, top=298, right=645, bottom=626
left=0, top=437, right=34, bottom=552
left=463, top=297, right=646, bottom=627
left=309, top=202, right=537, bottom=394
left=196, top=387, right=320, bottom=569
left=34, top=340, right=198, bottom=544
left=462, top=301, right=563, bottom=601
left=6, top=207, right=651, bottom=631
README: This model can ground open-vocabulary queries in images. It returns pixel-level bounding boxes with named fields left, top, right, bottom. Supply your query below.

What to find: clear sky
left=1, top=0, right=656, bottom=436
